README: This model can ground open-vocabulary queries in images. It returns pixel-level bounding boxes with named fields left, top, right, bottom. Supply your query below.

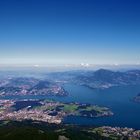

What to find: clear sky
left=0, top=0, right=140, bottom=66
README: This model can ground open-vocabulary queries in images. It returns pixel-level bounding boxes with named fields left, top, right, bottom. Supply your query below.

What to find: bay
left=0, top=84, right=140, bottom=129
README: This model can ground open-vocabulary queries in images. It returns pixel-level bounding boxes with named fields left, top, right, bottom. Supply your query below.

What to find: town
left=0, top=99, right=113, bottom=124
left=91, top=126, right=140, bottom=139
left=0, top=77, right=68, bottom=96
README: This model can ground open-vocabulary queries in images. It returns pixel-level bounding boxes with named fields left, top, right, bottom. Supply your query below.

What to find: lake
left=0, top=84, right=140, bottom=129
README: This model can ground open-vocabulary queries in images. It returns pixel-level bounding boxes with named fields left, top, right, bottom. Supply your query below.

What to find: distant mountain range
left=1, top=69, right=140, bottom=96
left=48, top=69, right=140, bottom=89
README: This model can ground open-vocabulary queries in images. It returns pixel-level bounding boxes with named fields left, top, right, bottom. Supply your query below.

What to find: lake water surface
left=1, top=84, right=140, bottom=129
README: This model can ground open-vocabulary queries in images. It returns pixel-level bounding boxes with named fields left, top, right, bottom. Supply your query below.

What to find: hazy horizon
left=0, top=64, right=140, bottom=73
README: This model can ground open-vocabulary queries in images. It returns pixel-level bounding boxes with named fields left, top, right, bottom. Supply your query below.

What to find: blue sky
left=0, top=0, right=140, bottom=66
